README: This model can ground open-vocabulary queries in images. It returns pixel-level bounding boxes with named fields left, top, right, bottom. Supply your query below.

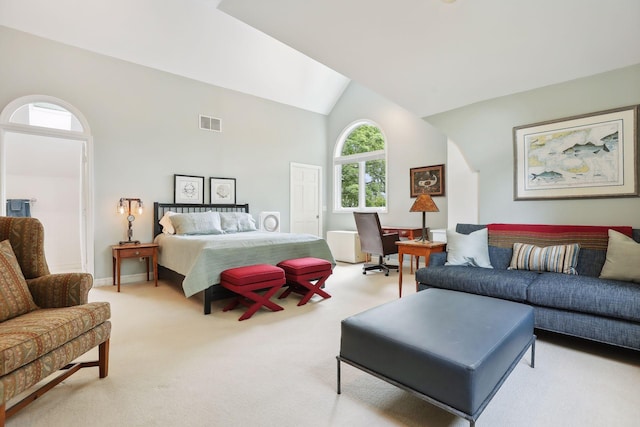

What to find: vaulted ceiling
left=2, top=0, right=639, bottom=117
left=220, top=0, right=640, bottom=117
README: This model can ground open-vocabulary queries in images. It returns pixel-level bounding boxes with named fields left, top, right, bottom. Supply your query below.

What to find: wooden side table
left=112, top=243, right=159, bottom=292
left=380, top=226, right=424, bottom=272
left=396, top=240, right=446, bottom=298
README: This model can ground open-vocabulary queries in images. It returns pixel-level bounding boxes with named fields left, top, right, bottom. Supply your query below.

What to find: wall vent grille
left=199, top=115, right=222, bottom=132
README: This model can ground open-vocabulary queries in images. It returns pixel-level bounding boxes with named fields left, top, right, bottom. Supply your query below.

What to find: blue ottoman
left=337, top=289, right=535, bottom=426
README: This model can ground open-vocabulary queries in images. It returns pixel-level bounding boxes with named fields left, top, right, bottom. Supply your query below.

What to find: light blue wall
left=425, top=64, right=640, bottom=227
left=0, top=26, right=329, bottom=281
left=326, top=82, right=448, bottom=233
left=3, top=23, right=637, bottom=283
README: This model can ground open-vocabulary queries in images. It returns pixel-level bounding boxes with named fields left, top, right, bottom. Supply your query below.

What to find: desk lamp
left=409, top=194, right=439, bottom=242
left=117, top=198, right=143, bottom=245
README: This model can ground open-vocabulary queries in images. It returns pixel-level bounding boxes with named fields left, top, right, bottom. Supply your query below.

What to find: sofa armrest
left=26, top=273, right=93, bottom=308
left=428, top=252, right=447, bottom=266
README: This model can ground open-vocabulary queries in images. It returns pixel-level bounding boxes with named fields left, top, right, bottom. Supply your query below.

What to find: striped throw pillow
left=509, top=242, right=580, bottom=275
left=0, top=240, right=38, bottom=321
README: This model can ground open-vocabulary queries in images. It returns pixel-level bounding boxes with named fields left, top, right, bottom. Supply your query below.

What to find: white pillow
left=159, top=211, right=176, bottom=234
left=445, top=227, right=493, bottom=268
left=219, top=212, right=257, bottom=233
left=169, top=211, right=223, bottom=235
left=238, top=213, right=257, bottom=232
left=599, top=229, right=640, bottom=283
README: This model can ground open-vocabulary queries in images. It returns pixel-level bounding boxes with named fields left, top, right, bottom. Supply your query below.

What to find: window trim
left=333, top=119, right=388, bottom=213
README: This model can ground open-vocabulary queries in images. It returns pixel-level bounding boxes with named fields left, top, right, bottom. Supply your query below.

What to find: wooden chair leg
left=99, top=339, right=110, bottom=378
left=1, top=402, right=6, bottom=427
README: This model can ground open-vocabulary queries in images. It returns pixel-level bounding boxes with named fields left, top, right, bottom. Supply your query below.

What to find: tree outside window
left=334, top=122, right=387, bottom=212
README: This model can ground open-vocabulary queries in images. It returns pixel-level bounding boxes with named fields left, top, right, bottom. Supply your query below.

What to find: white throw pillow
left=599, top=229, right=640, bottom=283
left=445, top=227, right=493, bottom=268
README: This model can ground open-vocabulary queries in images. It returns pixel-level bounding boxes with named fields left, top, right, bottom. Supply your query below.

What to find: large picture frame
left=210, top=177, right=236, bottom=204
left=174, top=174, right=204, bottom=204
left=410, top=164, right=445, bottom=197
left=513, top=105, right=639, bottom=200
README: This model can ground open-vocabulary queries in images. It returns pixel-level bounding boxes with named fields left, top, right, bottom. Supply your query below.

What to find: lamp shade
left=410, top=194, right=439, bottom=213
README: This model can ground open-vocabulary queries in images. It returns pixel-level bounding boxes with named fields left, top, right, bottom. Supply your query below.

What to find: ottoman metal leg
left=336, top=357, right=341, bottom=394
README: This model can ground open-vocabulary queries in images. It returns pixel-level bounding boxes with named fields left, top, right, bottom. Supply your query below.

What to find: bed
left=153, top=202, right=335, bottom=314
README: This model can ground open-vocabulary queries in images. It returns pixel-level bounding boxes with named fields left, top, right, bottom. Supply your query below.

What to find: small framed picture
left=410, top=164, right=445, bottom=197
left=174, top=174, right=204, bottom=204
left=210, top=177, right=236, bottom=204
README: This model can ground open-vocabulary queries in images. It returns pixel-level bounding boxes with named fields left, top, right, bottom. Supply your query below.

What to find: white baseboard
left=93, top=273, right=154, bottom=287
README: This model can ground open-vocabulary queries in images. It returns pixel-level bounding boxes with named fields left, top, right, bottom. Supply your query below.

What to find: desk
left=396, top=240, right=446, bottom=297
left=381, top=226, right=423, bottom=240
left=112, top=243, right=158, bottom=292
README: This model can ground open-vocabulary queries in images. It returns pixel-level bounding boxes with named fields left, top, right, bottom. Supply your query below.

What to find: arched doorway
left=0, top=95, right=94, bottom=275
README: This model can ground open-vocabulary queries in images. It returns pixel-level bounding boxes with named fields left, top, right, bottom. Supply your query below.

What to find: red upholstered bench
left=220, top=264, right=286, bottom=321
left=277, top=257, right=333, bottom=306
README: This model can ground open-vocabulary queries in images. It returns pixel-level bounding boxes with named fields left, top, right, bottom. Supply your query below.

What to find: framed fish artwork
left=513, top=105, right=639, bottom=200
left=410, top=164, right=445, bottom=197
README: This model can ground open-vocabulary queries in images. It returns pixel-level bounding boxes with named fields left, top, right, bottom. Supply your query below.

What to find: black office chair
left=353, top=212, right=400, bottom=276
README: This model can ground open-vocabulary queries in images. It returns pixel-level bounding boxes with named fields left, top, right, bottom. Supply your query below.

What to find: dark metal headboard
left=153, top=202, right=250, bottom=237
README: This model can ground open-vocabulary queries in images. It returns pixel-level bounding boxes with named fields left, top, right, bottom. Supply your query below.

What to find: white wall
left=0, top=25, right=329, bottom=281
left=425, top=64, right=640, bottom=227
left=447, top=139, right=478, bottom=227
left=326, top=82, right=448, bottom=232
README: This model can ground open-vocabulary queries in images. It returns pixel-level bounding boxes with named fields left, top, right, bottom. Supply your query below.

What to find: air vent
left=199, top=115, right=222, bottom=132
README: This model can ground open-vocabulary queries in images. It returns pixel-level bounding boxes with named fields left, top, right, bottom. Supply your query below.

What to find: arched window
left=334, top=120, right=388, bottom=212
left=8, top=101, right=84, bottom=131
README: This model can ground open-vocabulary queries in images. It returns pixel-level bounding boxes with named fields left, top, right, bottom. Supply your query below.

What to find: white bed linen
left=155, top=231, right=335, bottom=297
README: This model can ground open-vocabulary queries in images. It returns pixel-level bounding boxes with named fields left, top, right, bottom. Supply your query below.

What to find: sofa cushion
left=0, top=301, right=111, bottom=375
left=527, top=273, right=640, bottom=323
left=0, top=321, right=111, bottom=404
left=509, top=243, right=580, bottom=275
left=445, top=228, right=492, bottom=268
left=489, top=246, right=512, bottom=270
left=575, top=248, right=607, bottom=277
left=416, top=265, right=539, bottom=302
left=599, top=229, right=640, bottom=283
left=0, top=240, right=38, bottom=322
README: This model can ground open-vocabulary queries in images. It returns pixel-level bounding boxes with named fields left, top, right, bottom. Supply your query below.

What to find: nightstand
left=111, top=243, right=159, bottom=292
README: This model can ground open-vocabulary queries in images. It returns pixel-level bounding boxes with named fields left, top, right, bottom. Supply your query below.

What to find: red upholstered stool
left=220, top=264, right=286, bottom=321
left=277, top=257, right=333, bottom=306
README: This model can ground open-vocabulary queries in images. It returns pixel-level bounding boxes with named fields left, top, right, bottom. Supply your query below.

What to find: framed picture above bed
left=210, top=177, right=236, bottom=204
left=174, top=174, right=204, bottom=204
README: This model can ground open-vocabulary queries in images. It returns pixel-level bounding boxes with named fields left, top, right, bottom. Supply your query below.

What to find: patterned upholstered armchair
left=0, top=217, right=111, bottom=425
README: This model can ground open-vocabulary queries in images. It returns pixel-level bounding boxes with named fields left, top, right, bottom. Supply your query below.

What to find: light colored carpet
left=6, top=263, right=640, bottom=427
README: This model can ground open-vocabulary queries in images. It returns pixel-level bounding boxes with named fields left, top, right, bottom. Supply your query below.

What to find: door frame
left=290, top=162, right=322, bottom=236
left=0, top=95, right=94, bottom=275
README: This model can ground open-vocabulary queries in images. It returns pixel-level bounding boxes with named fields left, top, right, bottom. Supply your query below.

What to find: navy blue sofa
left=415, top=224, right=640, bottom=351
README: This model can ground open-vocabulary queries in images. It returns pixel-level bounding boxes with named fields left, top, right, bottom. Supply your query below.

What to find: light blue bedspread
left=155, top=231, right=335, bottom=297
